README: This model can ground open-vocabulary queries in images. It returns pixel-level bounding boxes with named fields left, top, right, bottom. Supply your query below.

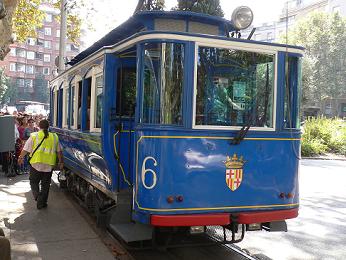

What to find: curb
left=301, top=157, right=346, bottom=161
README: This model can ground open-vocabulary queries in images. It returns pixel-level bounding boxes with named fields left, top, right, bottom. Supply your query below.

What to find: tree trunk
left=0, top=0, right=19, bottom=60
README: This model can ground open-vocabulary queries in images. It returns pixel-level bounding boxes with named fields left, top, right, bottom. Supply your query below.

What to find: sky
left=81, top=0, right=288, bottom=49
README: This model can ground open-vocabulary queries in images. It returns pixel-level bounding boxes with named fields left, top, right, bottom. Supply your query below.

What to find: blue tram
left=50, top=7, right=302, bottom=243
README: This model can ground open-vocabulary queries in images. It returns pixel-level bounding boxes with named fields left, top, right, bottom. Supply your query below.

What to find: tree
left=1, top=0, right=85, bottom=60
left=134, top=0, right=165, bottom=13
left=0, top=67, right=9, bottom=102
left=174, top=0, right=224, bottom=17
left=0, top=74, right=17, bottom=105
left=282, top=12, right=346, bottom=106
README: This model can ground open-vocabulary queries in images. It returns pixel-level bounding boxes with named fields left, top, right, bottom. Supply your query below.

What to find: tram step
left=109, top=223, right=153, bottom=242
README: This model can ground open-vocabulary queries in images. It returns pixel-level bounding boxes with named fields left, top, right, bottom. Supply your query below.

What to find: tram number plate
left=141, top=156, right=158, bottom=189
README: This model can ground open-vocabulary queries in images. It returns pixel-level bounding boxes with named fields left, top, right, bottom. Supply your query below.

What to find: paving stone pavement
left=0, top=172, right=115, bottom=260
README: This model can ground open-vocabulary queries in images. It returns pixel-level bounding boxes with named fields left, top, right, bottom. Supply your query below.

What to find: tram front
left=131, top=11, right=302, bottom=237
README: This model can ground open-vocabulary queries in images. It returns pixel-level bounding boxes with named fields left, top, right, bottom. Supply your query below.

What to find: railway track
left=53, top=175, right=261, bottom=260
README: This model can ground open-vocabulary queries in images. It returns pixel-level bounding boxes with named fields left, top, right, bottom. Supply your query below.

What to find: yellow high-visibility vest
left=30, top=130, right=58, bottom=166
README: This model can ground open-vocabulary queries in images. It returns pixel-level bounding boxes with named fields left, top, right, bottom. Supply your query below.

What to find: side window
left=77, top=81, right=82, bottom=129
left=94, top=74, right=103, bottom=129
left=141, top=42, right=184, bottom=125
left=70, top=84, right=75, bottom=128
left=284, top=56, right=302, bottom=129
left=116, top=68, right=136, bottom=117
left=85, top=77, right=92, bottom=131
left=63, top=84, right=70, bottom=128
left=58, top=87, right=63, bottom=127
left=53, top=90, right=58, bottom=126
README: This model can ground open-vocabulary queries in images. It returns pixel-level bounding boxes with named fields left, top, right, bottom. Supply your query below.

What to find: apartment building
left=243, top=0, right=345, bottom=42
left=0, top=2, right=79, bottom=104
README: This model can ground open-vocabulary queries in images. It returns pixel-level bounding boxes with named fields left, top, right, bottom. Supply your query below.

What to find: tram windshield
left=195, top=46, right=275, bottom=128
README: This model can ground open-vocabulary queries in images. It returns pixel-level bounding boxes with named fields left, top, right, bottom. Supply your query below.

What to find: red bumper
left=150, top=208, right=298, bottom=227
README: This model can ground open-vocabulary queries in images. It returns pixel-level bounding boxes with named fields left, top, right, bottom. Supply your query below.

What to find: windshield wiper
left=231, top=123, right=251, bottom=145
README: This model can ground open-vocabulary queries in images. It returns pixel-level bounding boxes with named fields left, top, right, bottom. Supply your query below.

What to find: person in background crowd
left=18, top=119, right=63, bottom=209
left=21, top=118, right=38, bottom=174
left=15, top=117, right=25, bottom=175
left=16, top=117, right=26, bottom=141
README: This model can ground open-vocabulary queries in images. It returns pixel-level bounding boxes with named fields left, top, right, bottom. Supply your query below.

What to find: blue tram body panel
left=133, top=131, right=299, bottom=218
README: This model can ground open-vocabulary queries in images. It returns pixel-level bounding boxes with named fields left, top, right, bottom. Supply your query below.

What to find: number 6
left=141, top=156, right=158, bottom=189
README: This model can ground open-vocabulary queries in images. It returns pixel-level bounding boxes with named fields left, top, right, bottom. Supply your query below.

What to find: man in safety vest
left=18, top=119, right=63, bottom=209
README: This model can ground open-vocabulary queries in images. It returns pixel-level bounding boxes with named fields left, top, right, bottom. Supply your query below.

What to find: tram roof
left=69, top=11, right=235, bottom=66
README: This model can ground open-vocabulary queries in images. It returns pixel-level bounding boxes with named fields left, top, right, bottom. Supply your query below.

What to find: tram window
left=77, top=81, right=82, bottom=129
left=141, top=42, right=184, bottom=125
left=195, top=46, right=275, bottom=128
left=86, top=77, right=92, bottom=130
left=53, top=91, right=58, bottom=126
left=116, top=68, right=136, bottom=117
left=284, top=56, right=302, bottom=129
left=63, top=85, right=70, bottom=128
left=70, top=84, right=75, bottom=127
left=93, top=74, right=103, bottom=129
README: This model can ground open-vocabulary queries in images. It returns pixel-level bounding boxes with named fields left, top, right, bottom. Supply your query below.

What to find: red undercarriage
left=150, top=208, right=298, bottom=227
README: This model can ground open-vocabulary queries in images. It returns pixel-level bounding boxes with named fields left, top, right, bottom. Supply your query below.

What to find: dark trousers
left=29, top=166, right=52, bottom=207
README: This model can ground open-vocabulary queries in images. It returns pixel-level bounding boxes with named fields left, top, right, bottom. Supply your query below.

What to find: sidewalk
left=0, top=171, right=115, bottom=260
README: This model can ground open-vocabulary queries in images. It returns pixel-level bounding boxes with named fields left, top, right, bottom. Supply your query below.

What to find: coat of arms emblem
left=224, top=154, right=245, bottom=191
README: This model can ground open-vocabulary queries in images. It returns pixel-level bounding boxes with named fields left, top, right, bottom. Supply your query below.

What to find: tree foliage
left=0, top=68, right=17, bottom=105
left=283, top=12, right=346, bottom=105
left=0, top=67, right=9, bottom=102
left=12, top=0, right=83, bottom=45
left=134, top=0, right=165, bottom=13
left=12, top=0, right=45, bottom=43
left=174, top=0, right=224, bottom=17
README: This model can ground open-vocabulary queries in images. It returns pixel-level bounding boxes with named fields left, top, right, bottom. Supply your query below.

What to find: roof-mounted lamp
left=231, top=6, right=254, bottom=31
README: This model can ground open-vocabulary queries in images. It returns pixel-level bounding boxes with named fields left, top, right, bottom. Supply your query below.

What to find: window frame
left=192, top=42, right=278, bottom=131
left=44, top=27, right=52, bottom=36
left=62, top=81, right=69, bottom=128
left=53, top=86, right=58, bottom=127
left=90, top=66, right=103, bottom=132
left=139, top=41, right=186, bottom=127
left=71, top=75, right=82, bottom=130
left=44, top=54, right=51, bottom=62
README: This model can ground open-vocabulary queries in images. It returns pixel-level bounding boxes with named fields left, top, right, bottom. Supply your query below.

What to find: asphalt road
left=235, top=159, right=346, bottom=260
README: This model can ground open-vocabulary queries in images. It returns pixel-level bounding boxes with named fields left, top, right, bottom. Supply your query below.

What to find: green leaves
left=12, top=0, right=81, bottom=45
left=13, top=0, right=45, bottom=42
left=174, top=0, right=224, bottom=17
left=302, top=117, right=346, bottom=156
left=282, top=12, right=346, bottom=106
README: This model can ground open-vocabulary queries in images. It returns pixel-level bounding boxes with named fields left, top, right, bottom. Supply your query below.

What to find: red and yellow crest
left=224, top=154, right=245, bottom=191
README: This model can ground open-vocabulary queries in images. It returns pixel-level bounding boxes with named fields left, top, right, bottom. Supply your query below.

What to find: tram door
left=114, top=59, right=137, bottom=189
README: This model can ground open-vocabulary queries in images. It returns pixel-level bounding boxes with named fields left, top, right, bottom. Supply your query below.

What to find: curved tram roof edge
left=51, top=31, right=304, bottom=87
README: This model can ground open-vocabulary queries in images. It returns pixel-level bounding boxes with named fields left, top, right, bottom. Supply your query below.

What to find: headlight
left=231, top=6, right=254, bottom=30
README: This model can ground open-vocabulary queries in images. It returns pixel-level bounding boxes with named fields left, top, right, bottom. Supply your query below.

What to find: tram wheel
left=85, top=190, right=95, bottom=213
left=66, top=174, right=74, bottom=192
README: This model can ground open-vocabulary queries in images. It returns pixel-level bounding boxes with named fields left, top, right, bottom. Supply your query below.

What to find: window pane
left=95, top=75, right=103, bottom=128
left=65, top=87, right=70, bottom=126
left=195, top=47, right=275, bottom=128
left=71, top=85, right=75, bottom=126
left=141, top=42, right=184, bottom=125
left=284, top=56, right=302, bottom=129
left=116, top=68, right=136, bottom=117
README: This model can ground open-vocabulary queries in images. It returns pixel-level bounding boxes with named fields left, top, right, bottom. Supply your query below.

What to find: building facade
left=243, top=0, right=346, bottom=43
left=0, top=2, right=79, bottom=105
